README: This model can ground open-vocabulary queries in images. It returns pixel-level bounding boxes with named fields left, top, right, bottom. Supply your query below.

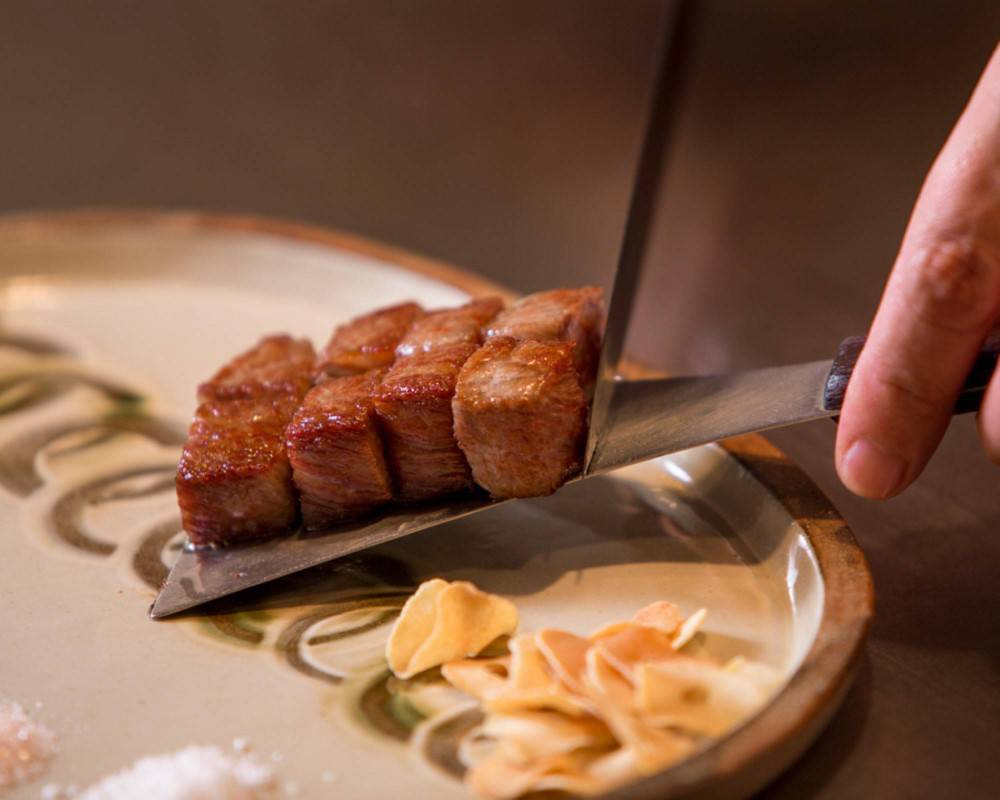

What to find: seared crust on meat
left=287, top=371, right=393, bottom=529
left=177, top=394, right=303, bottom=546
left=178, top=288, right=603, bottom=545
left=197, top=335, right=315, bottom=402
left=395, top=297, right=503, bottom=358
left=453, top=337, right=588, bottom=499
left=317, top=301, right=425, bottom=378
left=374, top=343, right=477, bottom=501
left=179, top=335, right=314, bottom=546
left=484, top=287, right=604, bottom=387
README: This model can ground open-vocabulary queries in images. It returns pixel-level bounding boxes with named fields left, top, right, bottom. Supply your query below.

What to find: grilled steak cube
left=395, top=297, right=504, bottom=358
left=484, top=287, right=604, bottom=387
left=286, top=371, right=394, bottom=529
left=453, top=337, right=588, bottom=499
left=179, top=334, right=314, bottom=546
left=176, top=394, right=303, bottom=546
left=317, top=301, right=425, bottom=378
left=374, top=343, right=477, bottom=501
left=197, top=335, right=315, bottom=402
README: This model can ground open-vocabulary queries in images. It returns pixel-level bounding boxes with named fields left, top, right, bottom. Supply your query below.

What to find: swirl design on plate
left=0, top=332, right=478, bottom=780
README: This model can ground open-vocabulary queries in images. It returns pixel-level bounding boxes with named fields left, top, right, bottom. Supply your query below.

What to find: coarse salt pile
left=0, top=700, right=56, bottom=790
left=78, top=745, right=278, bottom=800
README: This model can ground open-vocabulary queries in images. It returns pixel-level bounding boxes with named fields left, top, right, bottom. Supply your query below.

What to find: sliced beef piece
left=176, top=394, right=303, bottom=546
left=373, top=342, right=478, bottom=501
left=453, top=337, right=588, bottom=499
left=286, top=370, right=394, bottom=529
left=197, top=335, right=315, bottom=402
left=395, top=296, right=504, bottom=358
left=179, top=334, right=314, bottom=546
left=483, top=287, right=604, bottom=388
left=316, top=301, right=425, bottom=378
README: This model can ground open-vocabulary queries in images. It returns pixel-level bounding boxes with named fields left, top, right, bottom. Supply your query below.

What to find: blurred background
left=4, top=0, right=996, bottom=373
left=2, top=2, right=999, bottom=797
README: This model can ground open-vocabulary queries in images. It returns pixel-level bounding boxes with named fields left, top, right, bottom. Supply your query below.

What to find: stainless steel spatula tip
left=150, top=492, right=508, bottom=618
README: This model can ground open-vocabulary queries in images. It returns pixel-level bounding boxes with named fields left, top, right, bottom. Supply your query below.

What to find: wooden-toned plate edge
left=0, top=207, right=517, bottom=302
left=0, top=208, right=874, bottom=799
left=605, top=432, right=874, bottom=800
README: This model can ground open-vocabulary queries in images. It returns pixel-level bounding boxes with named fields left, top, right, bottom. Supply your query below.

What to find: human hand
left=836, top=44, right=1000, bottom=498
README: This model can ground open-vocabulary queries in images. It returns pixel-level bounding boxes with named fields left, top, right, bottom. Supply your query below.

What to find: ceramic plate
left=0, top=212, right=873, bottom=799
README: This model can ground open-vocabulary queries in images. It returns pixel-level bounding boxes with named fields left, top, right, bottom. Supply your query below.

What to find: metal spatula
left=149, top=6, right=998, bottom=619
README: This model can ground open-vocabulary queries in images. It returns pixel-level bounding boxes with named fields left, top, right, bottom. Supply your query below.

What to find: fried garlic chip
left=388, top=583, right=770, bottom=799
left=470, top=743, right=678, bottom=799
left=582, top=647, right=694, bottom=775
left=671, top=607, right=707, bottom=650
left=441, top=656, right=510, bottom=700
left=592, top=623, right=679, bottom=681
left=466, top=748, right=605, bottom=800
left=634, top=656, right=773, bottom=736
left=535, top=628, right=590, bottom=693
left=482, top=634, right=591, bottom=716
left=630, top=600, right=683, bottom=634
left=532, top=746, right=651, bottom=796
left=386, top=579, right=518, bottom=679
left=480, top=711, right=615, bottom=761
left=593, top=605, right=706, bottom=651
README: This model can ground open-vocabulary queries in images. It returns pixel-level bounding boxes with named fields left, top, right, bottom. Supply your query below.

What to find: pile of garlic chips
left=386, top=579, right=779, bottom=798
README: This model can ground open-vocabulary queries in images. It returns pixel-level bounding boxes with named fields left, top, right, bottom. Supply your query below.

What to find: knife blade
left=585, top=0, right=694, bottom=472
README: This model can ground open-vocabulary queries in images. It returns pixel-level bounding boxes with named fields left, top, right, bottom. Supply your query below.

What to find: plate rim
left=0, top=208, right=874, bottom=799
left=0, top=207, right=517, bottom=301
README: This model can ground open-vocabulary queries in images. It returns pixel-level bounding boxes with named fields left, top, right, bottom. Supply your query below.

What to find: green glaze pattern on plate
left=0, top=217, right=837, bottom=799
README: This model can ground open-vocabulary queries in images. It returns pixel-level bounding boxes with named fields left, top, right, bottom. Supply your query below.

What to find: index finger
left=835, top=45, right=1000, bottom=499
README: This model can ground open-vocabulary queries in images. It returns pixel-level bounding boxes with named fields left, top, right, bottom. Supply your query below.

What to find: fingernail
left=840, top=438, right=907, bottom=499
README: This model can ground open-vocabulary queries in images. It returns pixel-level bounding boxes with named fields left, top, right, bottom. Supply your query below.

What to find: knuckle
left=907, top=240, right=1000, bottom=334
left=872, top=370, right=943, bottom=419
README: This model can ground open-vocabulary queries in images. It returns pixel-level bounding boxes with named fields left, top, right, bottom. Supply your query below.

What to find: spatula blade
left=149, top=492, right=507, bottom=619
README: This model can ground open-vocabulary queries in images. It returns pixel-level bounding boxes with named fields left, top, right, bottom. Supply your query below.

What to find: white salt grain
left=77, top=745, right=278, bottom=800
left=0, top=700, right=56, bottom=790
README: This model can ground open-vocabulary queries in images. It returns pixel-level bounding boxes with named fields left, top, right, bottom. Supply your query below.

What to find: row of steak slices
left=176, top=287, right=605, bottom=547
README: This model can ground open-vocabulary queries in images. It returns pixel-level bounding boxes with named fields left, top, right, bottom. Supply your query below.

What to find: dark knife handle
left=823, top=333, right=1000, bottom=414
